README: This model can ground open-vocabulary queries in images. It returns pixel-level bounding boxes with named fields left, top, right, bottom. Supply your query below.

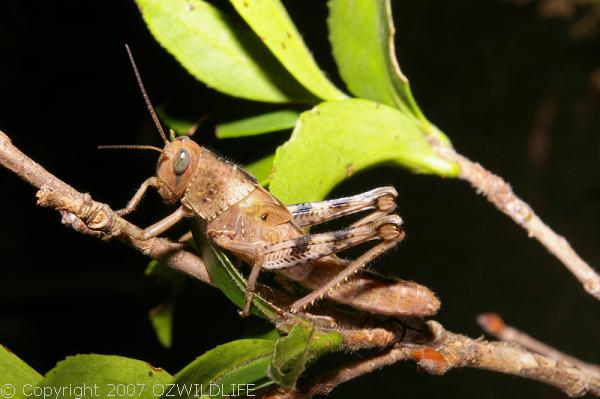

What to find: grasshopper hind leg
left=210, top=187, right=404, bottom=316
left=259, top=214, right=405, bottom=313
left=287, top=186, right=397, bottom=228
left=290, top=226, right=405, bottom=313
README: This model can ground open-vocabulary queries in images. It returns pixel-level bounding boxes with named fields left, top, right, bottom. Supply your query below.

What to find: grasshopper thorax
left=156, top=136, right=202, bottom=204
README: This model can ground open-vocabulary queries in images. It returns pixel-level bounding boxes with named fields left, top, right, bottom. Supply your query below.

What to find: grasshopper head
left=156, top=136, right=202, bottom=203
left=116, top=46, right=203, bottom=204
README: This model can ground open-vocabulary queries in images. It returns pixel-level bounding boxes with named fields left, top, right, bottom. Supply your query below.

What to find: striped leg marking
left=262, top=214, right=403, bottom=271
left=286, top=187, right=397, bottom=228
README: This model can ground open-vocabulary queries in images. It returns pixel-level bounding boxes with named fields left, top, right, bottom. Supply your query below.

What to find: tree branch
left=0, top=129, right=210, bottom=285
left=434, top=142, right=600, bottom=301
left=478, top=313, right=600, bottom=374
left=291, top=321, right=600, bottom=398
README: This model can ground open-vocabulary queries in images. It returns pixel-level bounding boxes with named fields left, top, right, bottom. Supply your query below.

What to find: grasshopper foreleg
left=116, top=176, right=158, bottom=216
left=116, top=178, right=192, bottom=240
left=138, top=206, right=190, bottom=240
left=286, top=186, right=397, bottom=228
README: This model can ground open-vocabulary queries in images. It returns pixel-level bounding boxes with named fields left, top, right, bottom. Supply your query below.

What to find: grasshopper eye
left=173, top=149, right=191, bottom=175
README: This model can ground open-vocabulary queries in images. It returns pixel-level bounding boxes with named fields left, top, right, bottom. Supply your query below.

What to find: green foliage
left=40, top=355, right=171, bottom=399
left=217, top=110, right=300, bottom=138
left=269, top=322, right=342, bottom=389
left=145, top=261, right=187, bottom=348
left=136, top=0, right=314, bottom=103
left=249, top=328, right=282, bottom=341
left=169, top=339, right=275, bottom=399
left=156, top=106, right=198, bottom=135
left=149, top=302, right=176, bottom=348
left=270, top=99, right=459, bottom=203
left=0, top=345, right=42, bottom=399
left=245, top=154, right=275, bottom=186
left=327, top=0, right=426, bottom=122
left=229, top=0, right=347, bottom=100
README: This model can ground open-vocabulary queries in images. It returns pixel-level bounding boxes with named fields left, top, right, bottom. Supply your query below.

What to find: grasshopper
left=106, top=47, right=440, bottom=317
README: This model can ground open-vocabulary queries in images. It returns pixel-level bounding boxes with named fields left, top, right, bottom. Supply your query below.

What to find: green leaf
left=146, top=261, right=187, bottom=348
left=270, top=99, right=459, bottom=204
left=230, top=0, right=347, bottom=100
left=269, top=322, right=342, bottom=389
left=0, top=345, right=42, bottom=399
left=149, top=302, right=176, bottom=348
left=328, top=0, right=426, bottom=122
left=246, top=328, right=281, bottom=342
left=137, top=0, right=314, bottom=103
left=156, top=107, right=198, bottom=136
left=193, top=224, right=280, bottom=321
left=39, top=355, right=171, bottom=399
left=168, top=339, right=275, bottom=399
left=217, top=110, right=299, bottom=138
left=245, top=154, right=275, bottom=186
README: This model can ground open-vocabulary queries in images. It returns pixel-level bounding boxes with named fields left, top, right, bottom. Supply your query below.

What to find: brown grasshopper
left=106, top=46, right=440, bottom=317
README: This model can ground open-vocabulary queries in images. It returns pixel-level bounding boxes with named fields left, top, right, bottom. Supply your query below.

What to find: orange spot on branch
left=411, top=348, right=448, bottom=375
left=477, top=313, right=506, bottom=335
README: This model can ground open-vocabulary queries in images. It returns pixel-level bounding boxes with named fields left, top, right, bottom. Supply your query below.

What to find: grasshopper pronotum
left=106, top=47, right=440, bottom=317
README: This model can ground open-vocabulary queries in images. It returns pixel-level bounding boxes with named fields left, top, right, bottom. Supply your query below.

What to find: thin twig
left=434, top=142, right=600, bottom=301
left=478, top=313, right=600, bottom=374
left=0, top=129, right=210, bottom=285
left=291, top=321, right=600, bottom=398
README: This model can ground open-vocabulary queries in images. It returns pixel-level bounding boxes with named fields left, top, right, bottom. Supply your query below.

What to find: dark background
left=1, top=1, right=599, bottom=397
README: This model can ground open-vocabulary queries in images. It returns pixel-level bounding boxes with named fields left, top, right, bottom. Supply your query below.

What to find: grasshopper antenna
left=98, top=144, right=163, bottom=153
left=125, top=44, right=169, bottom=145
